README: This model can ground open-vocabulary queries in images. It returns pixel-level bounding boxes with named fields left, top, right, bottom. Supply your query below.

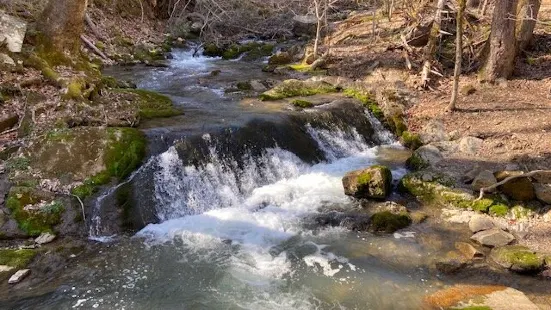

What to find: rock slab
left=471, top=228, right=514, bottom=247
left=469, top=215, right=495, bottom=233
left=0, top=12, right=27, bottom=53
left=8, top=269, right=30, bottom=284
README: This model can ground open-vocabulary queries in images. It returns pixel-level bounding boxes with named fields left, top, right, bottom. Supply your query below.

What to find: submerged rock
left=425, top=285, right=539, bottom=310
left=455, top=242, right=484, bottom=260
left=8, top=269, right=30, bottom=284
left=370, top=211, right=411, bottom=233
left=490, top=245, right=544, bottom=273
left=342, top=165, right=393, bottom=199
left=471, top=228, right=514, bottom=247
left=435, top=251, right=469, bottom=274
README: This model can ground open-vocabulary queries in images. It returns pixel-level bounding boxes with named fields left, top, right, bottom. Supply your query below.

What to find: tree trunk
left=448, top=0, right=466, bottom=112
left=421, top=0, right=446, bottom=88
left=313, top=0, right=321, bottom=58
left=38, top=0, right=88, bottom=53
left=482, top=0, right=519, bottom=82
left=516, top=0, right=541, bottom=51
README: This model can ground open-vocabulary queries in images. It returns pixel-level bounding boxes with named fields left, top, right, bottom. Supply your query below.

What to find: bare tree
left=448, top=0, right=466, bottom=112
left=421, top=0, right=446, bottom=88
left=38, top=0, right=88, bottom=53
left=516, top=0, right=541, bottom=51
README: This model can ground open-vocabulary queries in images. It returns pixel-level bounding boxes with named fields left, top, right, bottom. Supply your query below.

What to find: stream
left=3, top=50, right=550, bottom=309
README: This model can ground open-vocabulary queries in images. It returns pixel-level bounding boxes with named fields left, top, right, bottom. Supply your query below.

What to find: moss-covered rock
left=0, top=249, right=36, bottom=269
left=6, top=187, right=63, bottom=236
left=342, top=165, right=393, bottom=199
left=494, top=171, right=535, bottom=201
left=268, top=52, right=292, bottom=65
left=343, top=88, right=383, bottom=119
left=260, top=79, right=338, bottom=101
left=490, top=245, right=544, bottom=273
left=370, top=211, right=411, bottom=233
left=113, top=89, right=181, bottom=119
left=400, top=131, right=423, bottom=150
left=291, top=99, right=314, bottom=109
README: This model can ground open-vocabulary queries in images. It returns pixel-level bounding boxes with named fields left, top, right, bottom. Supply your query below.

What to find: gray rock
left=459, top=136, right=483, bottom=155
left=373, top=201, right=407, bottom=214
left=420, top=119, right=448, bottom=144
left=8, top=269, right=30, bottom=284
left=407, top=144, right=443, bottom=169
left=292, top=15, right=317, bottom=36
left=471, top=228, right=515, bottom=247
left=35, top=232, right=56, bottom=245
left=249, top=80, right=267, bottom=92
left=534, top=183, right=551, bottom=204
left=461, top=164, right=481, bottom=184
left=0, top=53, right=15, bottom=66
left=455, top=242, right=484, bottom=260
left=0, top=12, right=27, bottom=53
left=469, top=215, right=495, bottom=233
left=494, top=171, right=535, bottom=201
left=435, top=258, right=467, bottom=274
left=0, top=265, right=14, bottom=273
left=472, top=170, right=497, bottom=191
left=533, top=171, right=551, bottom=184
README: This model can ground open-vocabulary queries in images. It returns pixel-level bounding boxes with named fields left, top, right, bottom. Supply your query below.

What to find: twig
left=476, top=170, right=548, bottom=200
left=80, top=34, right=109, bottom=60
left=85, top=13, right=106, bottom=41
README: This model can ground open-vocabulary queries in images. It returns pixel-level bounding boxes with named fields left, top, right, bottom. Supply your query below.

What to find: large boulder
left=370, top=211, right=411, bottom=233
left=0, top=12, right=27, bottom=53
left=292, top=15, right=317, bottom=37
left=342, top=165, right=393, bottom=199
left=471, top=228, right=514, bottom=247
left=494, top=171, right=535, bottom=201
left=490, top=245, right=544, bottom=273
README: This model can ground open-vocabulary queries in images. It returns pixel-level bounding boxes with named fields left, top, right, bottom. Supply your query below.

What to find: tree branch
left=476, top=170, right=549, bottom=200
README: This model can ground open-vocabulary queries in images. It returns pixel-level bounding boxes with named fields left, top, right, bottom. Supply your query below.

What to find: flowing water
left=5, top=49, right=548, bottom=310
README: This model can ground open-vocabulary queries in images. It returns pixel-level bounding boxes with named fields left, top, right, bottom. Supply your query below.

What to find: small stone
left=0, top=12, right=27, bottom=53
left=0, top=114, right=19, bottom=132
left=0, top=265, right=14, bottom=273
left=461, top=164, right=481, bottom=184
left=471, top=228, right=515, bottom=247
left=534, top=183, right=551, bottom=204
left=455, top=242, right=484, bottom=260
left=8, top=269, right=30, bottom=284
left=249, top=80, right=267, bottom=92
left=469, top=215, right=495, bottom=233
left=0, top=53, right=15, bottom=66
left=458, top=136, right=483, bottom=155
left=472, top=170, right=497, bottom=191
left=35, top=232, right=56, bottom=245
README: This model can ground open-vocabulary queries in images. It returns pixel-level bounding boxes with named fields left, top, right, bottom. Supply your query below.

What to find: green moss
left=269, top=53, right=292, bottom=66
left=71, top=171, right=111, bottom=199
left=0, top=249, right=37, bottom=269
left=203, top=43, right=224, bottom=57
left=401, top=131, right=423, bottom=150
left=343, top=88, right=383, bottom=119
left=357, top=172, right=372, bottom=187
left=392, top=116, right=407, bottom=136
left=114, top=89, right=181, bottom=119
left=472, top=198, right=494, bottom=213
left=511, top=205, right=533, bottom=219
left=260, top=79, right=338, bottom=101
left=292, top=99, right=314, bottom=108
left=5, top=156, right=30, bottom=172
left=489, top=204, right=509, bottom=217
left=371, top=211, right=411, bottom=233
left=405, top=153, right=428, bottom=170
left=236, top=82, right=253, bottom=91
left=492, top=246, right=543, bottom=273
left=63, top=79, right=84, bottom=101
left=6, top=188, right=64, bottom=236
left=105, top=128, right=146, bottom=179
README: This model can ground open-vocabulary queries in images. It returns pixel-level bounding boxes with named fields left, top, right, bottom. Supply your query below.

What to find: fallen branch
left=85, top=13, right=106, bottom=41
left=310, top=51, right=329, bottom=71
left=71, top=194, right=87, bottom=228
left=80, top=34, right=109, bottom=60
left=476, top=170, right=548, bottom=200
